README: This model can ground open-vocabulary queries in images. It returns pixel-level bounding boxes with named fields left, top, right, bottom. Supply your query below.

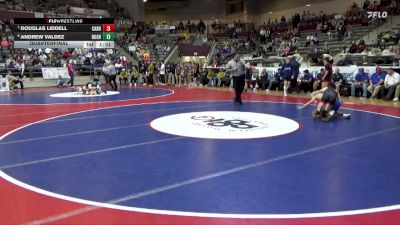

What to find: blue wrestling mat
left=0, top=101, right=399, bottom=215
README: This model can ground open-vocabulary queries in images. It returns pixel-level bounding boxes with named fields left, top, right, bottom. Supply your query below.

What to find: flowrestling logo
left=150, top=111, right=300, bottom=139
left=367, top=11, right=388, bottom=19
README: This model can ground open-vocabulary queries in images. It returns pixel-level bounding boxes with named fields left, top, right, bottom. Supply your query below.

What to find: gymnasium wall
left=114, top=0, right=145, bottom=21
left=253, top=0, right=365, bottom=26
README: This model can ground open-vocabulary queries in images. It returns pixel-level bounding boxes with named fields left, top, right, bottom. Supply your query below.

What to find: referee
left=226, top=53, right=246, bottom=105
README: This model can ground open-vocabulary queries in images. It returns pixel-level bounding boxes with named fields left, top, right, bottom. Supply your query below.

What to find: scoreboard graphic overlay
left=13, top=18, right=115, bottom=49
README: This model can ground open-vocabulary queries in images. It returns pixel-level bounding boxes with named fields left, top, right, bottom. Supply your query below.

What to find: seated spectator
left=363, top=0, right=371, bottom=9
left=368, top=66, right=385, bottom=99
left=119, top=68, right=129, bottom=86
left=357, top=40, right=367, bottom=53
left=15, top=58, right=25, bottom=77
left=382, top=46, right=395, bottom=55
left=351, top=68, right=369, bottom=97
left=6, top=59, right=16, bottom=73
left=32, top=55, right=43, bottom=69
left=336, top=54, right=353, bottom=66
left=259, top=69, right=269, bottom=90
left=348, top=41, right=358, bottom=53
left=309, top=40, right=317, bottom=53
left=332, top=68, right=346, bottom=94
left=306, top=36, right=312, bottom=47
left=313, top=68, right=324, bottom=91
left=298, top=69, right=314, bottom=93
left=266, top=68, right=283, bottom=92
left=311, top=36, right=319, bottom=45
left=283, top=44, right=291, bottom=56
left=321, top=21, right=329, bottom=33
left=249, top=70, right=260, bottom=90
left=370, top=46, right=382, bottom=55
left=380, top=68, right=400, bottom=101
left=308, top=48, right=321, bottom=65
left=393, top=30, right=399, bottom=44
left=381, top=31, right=392, bottom=42
left=357, top=55, right=375, bottom=66
left=1, top=37, right=10, bottom=49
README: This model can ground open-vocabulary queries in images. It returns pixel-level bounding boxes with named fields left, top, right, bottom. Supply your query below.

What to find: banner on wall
left=42, top=68, right=70, bottom=80
left=0, top=78, right=9, bottom=92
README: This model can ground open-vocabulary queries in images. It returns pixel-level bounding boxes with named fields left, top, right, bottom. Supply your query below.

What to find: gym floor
left=0, top=86, right=399, bottom=225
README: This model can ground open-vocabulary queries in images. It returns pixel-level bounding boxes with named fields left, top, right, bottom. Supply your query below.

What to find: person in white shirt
left=38, top=53, right=47, bottom=65
left=226, top=53, right=246, bottom=105
left=74, top=48, right=82, bottom=55
left=380, top=68, right=400, bottom=101
left=22, top=53, right=30, bottom=62
left=45, top=48, right=53, bottom=54
left=159, top=62, right=166, bottom=84
left=259, top=27, right=267, bottom=44
left=106, top=62, right=118, bottom=91
left=128, top=45, right=136, bottom=54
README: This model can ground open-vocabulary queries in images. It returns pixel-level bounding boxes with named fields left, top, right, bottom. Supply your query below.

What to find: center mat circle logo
left=150, top=111, right=300, bottom=139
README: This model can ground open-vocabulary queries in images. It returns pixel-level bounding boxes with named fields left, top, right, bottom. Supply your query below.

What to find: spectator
left=308, top=48, right=321, bottom=65
left=313, top=68, right=324, bottom=91
left=321, top=21, right=329, bottom=33
left=348, top=41, right=358, bottom=53
left=363, top=0, right=371, bottom=9
left=198, top=19, right=206, bottom=34
left=332, top=68, right=346, bottom=94
left=382, top=46, right=395, bottom=55
left=298, top=69, right=314, bottom=93
left=147, top=62, right=155, bottom=85
left=119, top=68, right=129, bottom=86
left=351, top=68, right=369, bottom=97
left=259, top=69, right=269, bottom=90
left=357, top=40, right=367, bottom=53
left=336, top=54, right=353, bottom=66
left=380, top=68, right=400, bottom=101
left=159, top=62, right=166, bottom=84
left=368, top=66, right=385, bottom=99
left=260, top=27, right=267, bottom=44
left=1, top=37, right=9, bottom=50
left=66, top=59, right=75, bottom=87
left=357, top=55, right=374, bottom=66
left=266, top=68, right=283, bottom=92
left=6, top=59, right=16, bottom=74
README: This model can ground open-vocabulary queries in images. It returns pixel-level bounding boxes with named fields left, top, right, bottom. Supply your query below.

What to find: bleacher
left=209, top=24, right=376, bottom=66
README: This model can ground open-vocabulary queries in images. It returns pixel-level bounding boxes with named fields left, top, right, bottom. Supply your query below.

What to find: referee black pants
left=233, top=75, right=245, bottom=103
left=108, top=75, right=117, bottom=91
